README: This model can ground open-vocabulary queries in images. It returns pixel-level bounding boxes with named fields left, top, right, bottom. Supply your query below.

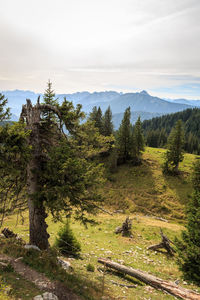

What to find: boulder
left=33, top=292, right=58, bottom=300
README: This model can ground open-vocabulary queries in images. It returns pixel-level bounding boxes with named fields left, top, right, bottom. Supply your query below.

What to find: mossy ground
left=0, top=147, right=200, bottom=299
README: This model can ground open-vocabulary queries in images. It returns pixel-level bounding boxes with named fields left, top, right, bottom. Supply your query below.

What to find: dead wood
left=148, top=229, right=175, bottom=256
left=115, top=217, right=132, bottom=236
left=2, top=228, right=17, bottom=238
left=98, top=258, right=200, bottom=300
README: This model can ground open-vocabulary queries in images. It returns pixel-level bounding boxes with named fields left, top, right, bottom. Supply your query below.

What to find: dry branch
left=98, top=258, right=200, bottom=300
left=148, top=229, right=175, bottom=256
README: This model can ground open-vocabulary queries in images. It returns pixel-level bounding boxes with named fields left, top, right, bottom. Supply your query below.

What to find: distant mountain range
left=1, top=89, right=200, bottom=128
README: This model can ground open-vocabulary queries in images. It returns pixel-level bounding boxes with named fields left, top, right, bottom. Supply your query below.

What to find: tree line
left=88, top=105, right=145, bottom=167
left=142, top=108, right=200, bottom=154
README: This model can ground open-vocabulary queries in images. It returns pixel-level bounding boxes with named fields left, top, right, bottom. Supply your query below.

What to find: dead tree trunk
left=98, top=258, right=200, bottom=300
left=20, top=98, right=61, bottom=250
left=115, top=217, right=132, bottom=236
left=148, top=229, right=175, bottom=256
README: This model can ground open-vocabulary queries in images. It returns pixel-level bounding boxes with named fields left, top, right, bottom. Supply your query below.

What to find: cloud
left=0, top=0, right=200, bottom=96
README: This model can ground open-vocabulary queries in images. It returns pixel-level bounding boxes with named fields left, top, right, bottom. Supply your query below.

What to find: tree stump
left=2, top=228, right=17, bottom=239
left=115, top=217, right=132, bottom=237
left=148, top=229, right=175, bottom=256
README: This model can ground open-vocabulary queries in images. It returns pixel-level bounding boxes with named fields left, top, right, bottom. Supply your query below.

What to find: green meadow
left=0, top=147, right=200, bottom=299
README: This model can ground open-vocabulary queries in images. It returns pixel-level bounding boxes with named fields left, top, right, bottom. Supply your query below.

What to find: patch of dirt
left=0, top=254, right=82, bottom=300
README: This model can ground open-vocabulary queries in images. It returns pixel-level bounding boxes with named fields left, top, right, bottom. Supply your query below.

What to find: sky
left=0, top=0, right=200, bottom=99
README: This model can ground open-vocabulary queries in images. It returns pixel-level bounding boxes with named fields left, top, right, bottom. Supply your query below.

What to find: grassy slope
left=1, top=147, right=200, bottom=300
left=103, top=147, right=197, bottom=220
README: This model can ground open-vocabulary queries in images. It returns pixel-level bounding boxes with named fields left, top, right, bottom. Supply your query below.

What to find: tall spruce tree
left=176, top=159, right=200, bottom=284
left=0, top=84, right=109, bottom=249
left=103, top=106, right=113, bottom=136
left=42, top=80, right=58, bottom=123
left=89, top=106, right=103, bottom=134
left=117, top=107, right=132, bottom=163
left=132, top=116, right=145, bottom=165
left=163, top=120, right=184, bottom=174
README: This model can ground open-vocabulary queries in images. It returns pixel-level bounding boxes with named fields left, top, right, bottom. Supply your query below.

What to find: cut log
left=98, top=258, right=200, bottom=300
left=148, top=229, right=175, bottom=256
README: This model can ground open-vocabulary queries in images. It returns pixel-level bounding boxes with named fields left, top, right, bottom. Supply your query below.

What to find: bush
left=86, top=263, right=95, bottom=272
left=54, top=221, right=81, bottom=257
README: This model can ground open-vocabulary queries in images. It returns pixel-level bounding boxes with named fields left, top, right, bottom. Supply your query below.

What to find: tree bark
left=21, top=99, right=50, bottom=249
left=98, top=258, right=200, bottom=300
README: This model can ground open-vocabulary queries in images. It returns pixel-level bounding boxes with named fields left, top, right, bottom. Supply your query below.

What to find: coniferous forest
left=142, top=108, right=200, bottom=154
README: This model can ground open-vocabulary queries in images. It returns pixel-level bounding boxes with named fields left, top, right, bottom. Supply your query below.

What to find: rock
left=105, top=250, right=112, bottom=255
left=43, top=292, right=58, bottom=300
left=33, top=293, right=58, bottom=300
left=33, top=296, right=43, bottom=300
left=24, top=244, right=41, bottom=251
left=57, top=258, right=73, bottom=272
left=114, top=209, right=124, bottom=214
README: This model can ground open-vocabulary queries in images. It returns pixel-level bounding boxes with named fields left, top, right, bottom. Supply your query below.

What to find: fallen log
left=98, top=258, right=200, bottom=300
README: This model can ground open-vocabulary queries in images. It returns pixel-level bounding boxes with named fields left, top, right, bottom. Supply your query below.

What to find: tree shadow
left=99, top=267, right=143, bottom=286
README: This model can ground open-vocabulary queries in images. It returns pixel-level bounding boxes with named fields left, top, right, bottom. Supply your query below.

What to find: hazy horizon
left=1, top=0, right=200, bottom=99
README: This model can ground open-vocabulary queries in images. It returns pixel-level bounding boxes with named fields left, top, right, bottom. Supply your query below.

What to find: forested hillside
left=142, top=108, right=200, bottom=154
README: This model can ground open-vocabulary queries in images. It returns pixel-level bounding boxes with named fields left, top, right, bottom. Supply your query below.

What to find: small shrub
left=54, top=221, right=81, bottom=257
left=86, top=263, right=95, bottom=272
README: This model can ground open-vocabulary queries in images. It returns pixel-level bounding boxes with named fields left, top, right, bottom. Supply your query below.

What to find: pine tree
left=176, top=159, right=200, bottom=284
left=103, top=106, right=113, bottom=136
left=42, top=80, right=58, bottom=123
left=0, top=84, right=109, bottom=250
left=132, top=116, right=145, bottom=165
left=0, top=93, right=10, bottom=122
left=54, top=220, right=81, bottom=257
left=163, top=120, right=184, bottom=174
left=89, top=106, right=104, bottom=134
left=117, top=107, right=132, bottom=163
left=43, top=80, right=58, bottom=106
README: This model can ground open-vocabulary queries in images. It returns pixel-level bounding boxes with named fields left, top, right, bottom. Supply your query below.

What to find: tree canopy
left=0, top=84, right=109, bottom=249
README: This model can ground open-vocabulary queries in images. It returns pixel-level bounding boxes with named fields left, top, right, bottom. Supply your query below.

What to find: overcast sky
left=0, top=0, right=200, bottom=98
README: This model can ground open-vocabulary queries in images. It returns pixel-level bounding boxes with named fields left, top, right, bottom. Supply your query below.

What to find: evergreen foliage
left=117, top=107, right=132, bottom=163
left=42, top=80, right=58, bottom=123
left=54, top=220, right=81, bottom=257
left=103, top=106, right=113, bottom=136
left=0, top=93, right=10, bottom=122
left=176, top=159, right=200, bottom=284
left=89, top=106, right=104, bottom=134
left=162, top=120, right=184, bottom=174
left=0, top=83, right=110, bottom=249
left=0, top=123, right=31, bottom=225
left=142, top=108, right=200, bottom=154
left=131, top=116, right=145, bottom=165
left=43, top=80, right=58, bottom=106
